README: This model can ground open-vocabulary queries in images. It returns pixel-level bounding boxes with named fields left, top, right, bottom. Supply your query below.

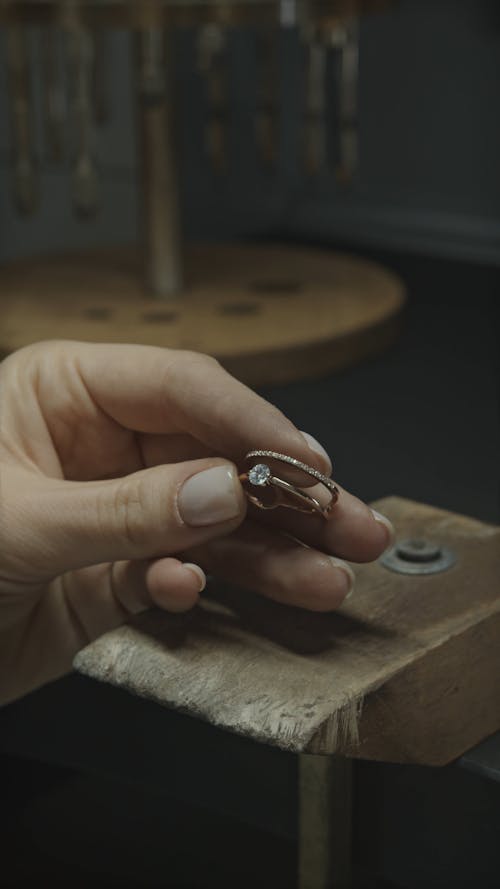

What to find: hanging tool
left=41, top=25, right=65, bottom=162
left=6, top=25, right=37, bottom=214
left=66, top=19, right=99, bottom=216
left=303, top=25, right=327, bottom=176
left=91, top=27, right=110, bottom=125
left=197, top=23, right=227, bottom=173
left=255, top=27, right=278, bottom=169
left=334, top=19, right=359, bottom=184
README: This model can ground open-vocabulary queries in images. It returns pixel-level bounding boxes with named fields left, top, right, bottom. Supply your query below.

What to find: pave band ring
left=239, top=450, right=339, bottom=519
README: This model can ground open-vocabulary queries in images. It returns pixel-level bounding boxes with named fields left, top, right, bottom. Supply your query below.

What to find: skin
left=0, top=340, right=392, bottom=706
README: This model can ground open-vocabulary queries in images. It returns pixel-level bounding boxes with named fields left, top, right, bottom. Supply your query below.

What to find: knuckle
left=11, top=340, right=70, bottom=362
left=108, top=475, right=152, bottom=553
left=183, top=350, right=219, bottom=368
left=177, top=350, right=222, bottom=383
left=1, top=340, right=73, bottom=383
left=172, top=349, right=219, bottom=371
left=161, top=350, right=222, bottom=411
left=0, top=342, right=40, bottom=376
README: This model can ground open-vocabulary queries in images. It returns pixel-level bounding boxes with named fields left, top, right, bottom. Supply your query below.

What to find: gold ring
left=239, top=450, right=339, bottom=519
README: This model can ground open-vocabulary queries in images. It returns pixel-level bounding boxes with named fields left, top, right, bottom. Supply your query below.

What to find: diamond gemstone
left=248, top=463, right=271, bottom=486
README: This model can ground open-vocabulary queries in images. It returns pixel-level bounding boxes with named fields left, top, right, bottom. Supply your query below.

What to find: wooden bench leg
left=298, top=755, right=353, bottom=889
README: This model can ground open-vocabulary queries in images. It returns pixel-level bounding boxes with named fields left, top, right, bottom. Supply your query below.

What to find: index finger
left=75, top=341, right=330, bottom=473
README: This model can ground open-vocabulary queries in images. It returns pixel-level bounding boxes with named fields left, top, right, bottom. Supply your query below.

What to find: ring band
left=239, top=449, right=339, bottom=519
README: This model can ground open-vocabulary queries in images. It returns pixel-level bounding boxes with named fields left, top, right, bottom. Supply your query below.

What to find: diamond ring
left=239, top=450, right=339, bottom=519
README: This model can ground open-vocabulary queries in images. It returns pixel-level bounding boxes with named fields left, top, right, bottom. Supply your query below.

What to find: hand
left=0, top=340, right=393, bottom=705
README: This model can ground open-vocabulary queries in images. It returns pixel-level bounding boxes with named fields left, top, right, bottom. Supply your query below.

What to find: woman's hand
left=0, top=340, right=393, bottom=705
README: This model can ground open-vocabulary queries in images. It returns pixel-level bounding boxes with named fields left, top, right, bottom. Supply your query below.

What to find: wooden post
left=298, top=755, right=353, bottom=889
left=136, top=26, right=183, bottom=298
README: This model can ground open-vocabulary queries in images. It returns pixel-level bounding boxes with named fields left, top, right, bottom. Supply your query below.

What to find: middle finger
left=247, top=483, right=394, bottom=563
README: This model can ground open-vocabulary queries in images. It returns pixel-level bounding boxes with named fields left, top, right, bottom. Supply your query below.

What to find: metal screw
left=380, top=537, right=457, bottom=575
left=396, top=538, right=441, bottom=563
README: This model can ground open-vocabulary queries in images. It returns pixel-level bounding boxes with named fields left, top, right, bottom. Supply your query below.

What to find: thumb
left=7, top=459, right=246, bottom=581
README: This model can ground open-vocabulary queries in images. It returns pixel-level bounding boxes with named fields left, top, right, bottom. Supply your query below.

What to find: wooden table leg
left=298, top=755, right=353, bottom=889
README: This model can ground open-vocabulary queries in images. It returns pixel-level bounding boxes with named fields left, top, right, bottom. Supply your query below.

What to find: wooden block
left=73, top=497, right=500, bottom=765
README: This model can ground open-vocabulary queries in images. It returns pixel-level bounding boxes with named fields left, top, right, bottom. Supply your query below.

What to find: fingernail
left=370, top=509, right=396, bottom=550
left=330, top=557, right=355, bottom=600
left=179, top=465, right=241, bottom=526
left=183, top=562, right=207, bottom=592
left=300, top=431, right=332, bottom=474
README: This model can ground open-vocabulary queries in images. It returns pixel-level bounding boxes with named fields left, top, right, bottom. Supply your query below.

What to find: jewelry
left=239, top=449, right=339, bottom=519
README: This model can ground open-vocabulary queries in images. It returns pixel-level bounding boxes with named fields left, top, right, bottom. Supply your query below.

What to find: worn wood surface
left=74, top=497, right=500, bottom=765
left=0, top=243, right=405, bottom=386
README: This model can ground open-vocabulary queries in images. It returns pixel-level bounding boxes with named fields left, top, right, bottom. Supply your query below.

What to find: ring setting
left=239, top=449, right=338, bottom=519
left=248, top=463, right=272, bottom=486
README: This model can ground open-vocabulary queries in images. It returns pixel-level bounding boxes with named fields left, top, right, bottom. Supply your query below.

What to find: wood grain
left=0, top=243, right=405, bottom=385
left=74, top=497, right=500, bottom=765
left=299, top=755, right=352, bottom=889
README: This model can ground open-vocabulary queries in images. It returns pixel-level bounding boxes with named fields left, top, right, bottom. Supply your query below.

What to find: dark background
left=0, top=1, right=499, bottom=887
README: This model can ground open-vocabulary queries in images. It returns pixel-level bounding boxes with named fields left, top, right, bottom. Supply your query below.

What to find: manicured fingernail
left=301, top=431, right=332, bottom=474
left=183, top=562, right=207, bottom=592
left=330, top=557, right=355, bottom=600
left=370, top=509, right=396, bottom=550
left=179, top=465, right=242, bottom=526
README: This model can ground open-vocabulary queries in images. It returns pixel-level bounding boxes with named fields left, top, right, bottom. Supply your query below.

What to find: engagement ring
left=239, top=450, right=339, bottom=519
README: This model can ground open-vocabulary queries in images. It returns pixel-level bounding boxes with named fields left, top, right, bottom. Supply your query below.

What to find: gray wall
left=1, top=0, right=499, bottom=265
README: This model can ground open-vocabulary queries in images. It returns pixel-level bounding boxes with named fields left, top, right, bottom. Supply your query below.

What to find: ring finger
left=184, top=519, right=355, bottom=612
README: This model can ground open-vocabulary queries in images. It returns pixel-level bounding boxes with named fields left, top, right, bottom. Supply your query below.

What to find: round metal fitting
left=380, top=537, right=457, bottom=575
